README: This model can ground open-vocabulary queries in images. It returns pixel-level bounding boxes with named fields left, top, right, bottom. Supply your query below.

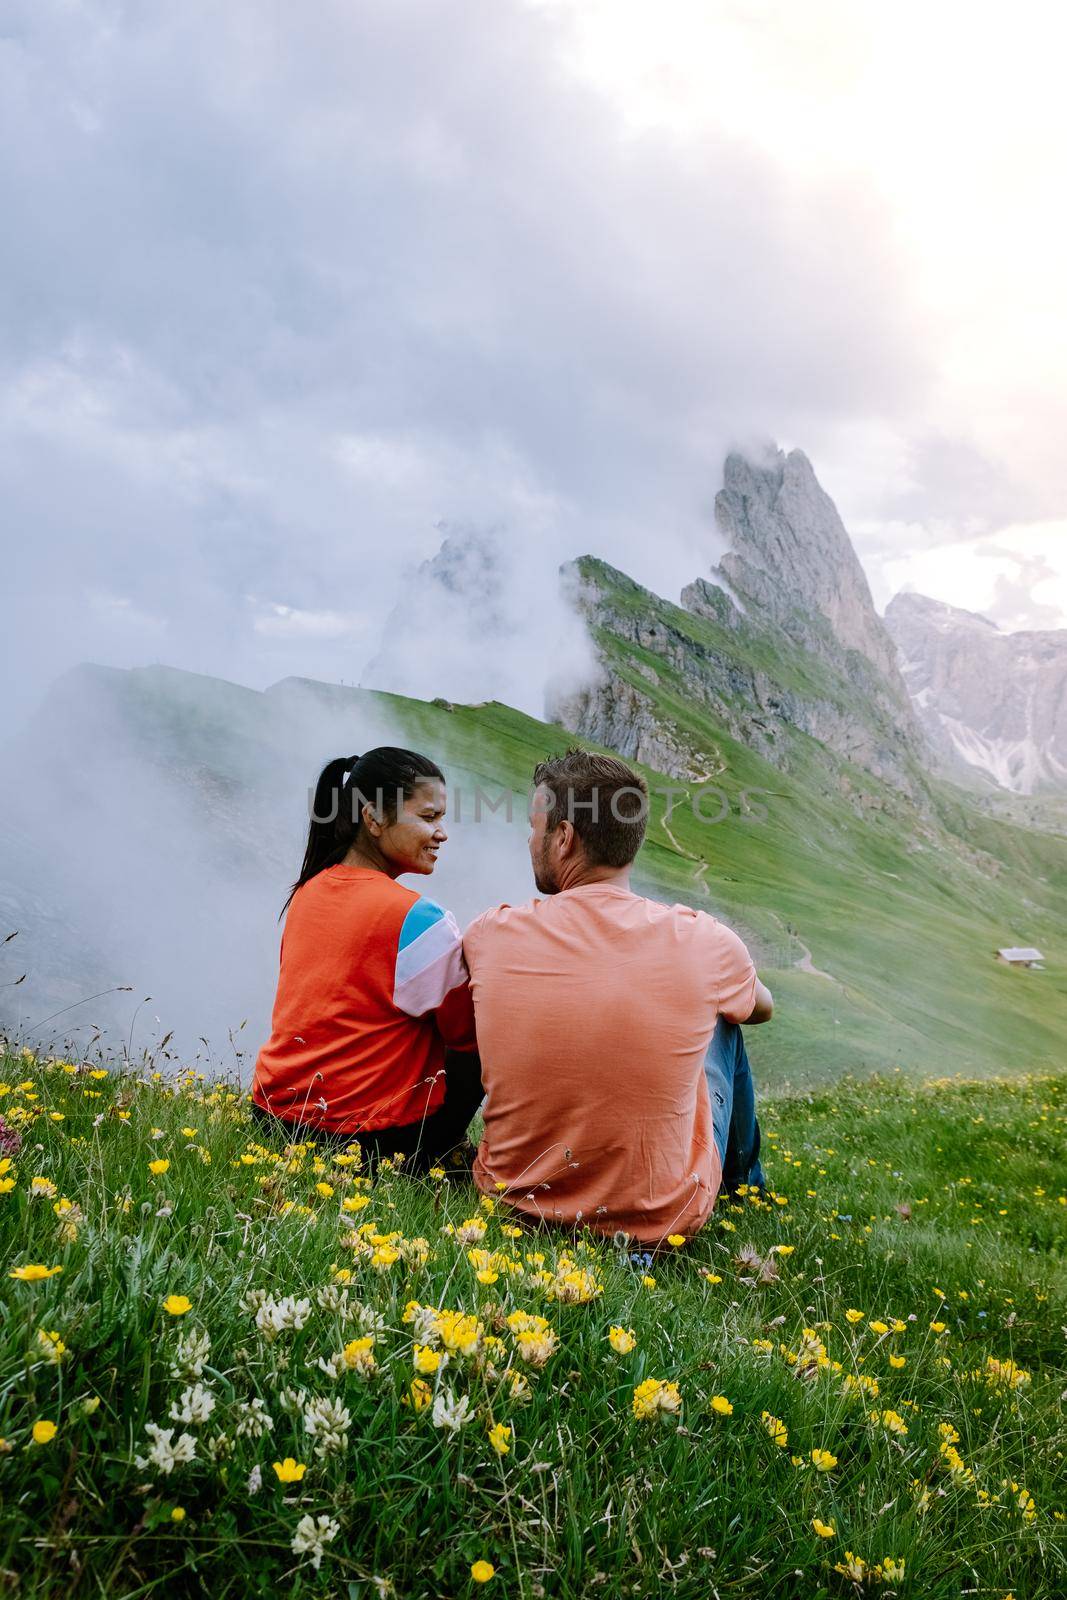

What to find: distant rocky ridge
left=885, top=591, right=1067, bottom=795
left=550, top=447, right=931, bottom=808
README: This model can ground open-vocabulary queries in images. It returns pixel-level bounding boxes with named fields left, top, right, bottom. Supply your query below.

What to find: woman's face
left=373, top=777, right=448, bottom=876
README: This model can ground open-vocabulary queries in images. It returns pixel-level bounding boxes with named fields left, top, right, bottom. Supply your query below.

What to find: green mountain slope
left=388, top=681, right=1067, bottom=1088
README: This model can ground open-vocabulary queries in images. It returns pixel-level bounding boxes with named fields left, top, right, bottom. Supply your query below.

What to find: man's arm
left=744, top=978, right=774, bottom=1025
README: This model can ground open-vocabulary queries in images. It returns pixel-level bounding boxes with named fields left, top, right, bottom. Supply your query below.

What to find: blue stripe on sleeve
left=397, top=898, right=446, bottom=952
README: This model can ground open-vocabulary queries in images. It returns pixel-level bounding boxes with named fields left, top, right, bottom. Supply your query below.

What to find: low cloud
left=0, top=0, right=927, bottom=737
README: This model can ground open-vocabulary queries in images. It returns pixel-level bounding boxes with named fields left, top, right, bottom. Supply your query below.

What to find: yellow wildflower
left=607, top=1326, right=636, bottom=1354
left=148, top=1159, right=170, bottom=1176
left=31, top=1420, right=57, bottom=1445
left=37, top=1328, right=66, bottom=1363
left=761, top=1411, right=788, bottom=1447
left=162, top=1294, right=192, bottom=1316
left=272, top=1457, right=307, bottom=1483
left=834, top=1553, right=868, bottom=1584
left=812, top=1518, right=836, bottom=1539
left=710, top=1395, right=733, bottom=1416
left=407, top=1378, right=432, bottom=1411
left=632, top=1378, right=682, bottom=1420
left=342, top=1336, right=376, bottom=1374
left=487, top=1421, right=512, bottom=1455
left=810, top=1448, right=837, bottom=1472
left=10, top=1264, right=63, bottom=1282
left=470, top=1561, right=495, bottom=1583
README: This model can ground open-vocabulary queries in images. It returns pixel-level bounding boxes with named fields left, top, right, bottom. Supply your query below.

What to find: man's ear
left=556, top=818, right=578, bottom=858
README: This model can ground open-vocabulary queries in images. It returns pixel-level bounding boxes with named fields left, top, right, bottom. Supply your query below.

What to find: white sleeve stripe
left=394, top=908, right=463, bottom=991
left=394, top=939, right=469, bottom=1018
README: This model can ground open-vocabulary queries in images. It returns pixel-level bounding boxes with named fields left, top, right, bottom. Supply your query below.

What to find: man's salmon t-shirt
left=252, top=866, right=476, bottom=1134
left=462, top=883, right=758, bottom=1244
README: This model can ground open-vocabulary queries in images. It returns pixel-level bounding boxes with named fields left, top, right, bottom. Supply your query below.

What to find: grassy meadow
left=0, top=1049, right=1063, bottom=1598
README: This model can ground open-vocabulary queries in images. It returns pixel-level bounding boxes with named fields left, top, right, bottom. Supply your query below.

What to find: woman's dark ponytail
left=282, top=746, right=444, bottom=915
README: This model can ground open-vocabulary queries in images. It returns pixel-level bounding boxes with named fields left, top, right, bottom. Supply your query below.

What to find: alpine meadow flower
left=36, top=1328, right=66, bottom=1364
left=31, top=1419, right=57, bottom=1445
left=407, top=1378, right=432, bottom=1412
left=710, top=1395, right=734, bottom=1416
left=812, top=1517, right=836, bottom=1539
left=162, top=1295, right=192, bottom=1317
left=632, top=1379, right=682, bottom=1421
left=10, top=1264, right=63, bottom=1282
left=272, top=1457, right=307, bottom=1483
left=169, top=1327, right=211, bottom=1379
left=290, top=1512, right=339, bottom=1571
left=168, top=1383, right=216, bottom=1426
left=607, top=1326, right=636, bottom=1354
left=255, top=1294, right=312, bottom=1341
left=810, top=1448, right=838, bottom=1472
left=471, top=1560, right=496, bottom=1583
left=303, top=1395, right=352, bottom=1458
left=432, top=1389, right=474, bottom=1433
left=234, top=1399, right=274, bottom=1440
left=487, top=1421, right=512, bottom=1455
left=761, top=1412, right=788, bottom=1447
left=136, top=1422, right=197, bottom=1475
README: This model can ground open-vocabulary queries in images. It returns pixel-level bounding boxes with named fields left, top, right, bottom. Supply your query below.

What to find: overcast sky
left=3, top=0, right=1065, bottom=733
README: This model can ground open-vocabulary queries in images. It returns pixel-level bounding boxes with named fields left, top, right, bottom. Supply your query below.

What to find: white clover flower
left=315, top=1284, right=350, bottom=1314
left=277, top=1385, right=307, bottom=1417
left=355, top=1302, right=387, bottom=1334
left=169, top=1327, right=212, bottom=1381
left=241, top=1287, right=269, bottom=1314
left=234, top=1397, right=274, bottom=1439
left=255, top=1295, right=312, bottom=1341
left=291, top=1512, right=340, bottom=1570
left=303, top=1395, right=352, bottom=1458
left=412, top=1306, right=441, bottom=1343
left=431, top=1389, right=474, bottom=1434
left=135, top=1422, right=197, bottom=1475
left=247, top=1463, right=263, bottom=1496
left=315, top=1351, right=348, bottom=1381
left=205, top=1432, right=234, bottom=1462
left=168, top=1383, right=216, bottom=1426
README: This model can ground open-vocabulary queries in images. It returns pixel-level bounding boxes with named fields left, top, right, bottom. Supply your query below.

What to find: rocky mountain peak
left=885, top=588, right=1067, bottom=794
left=709, top=446, right=902, bottom=683
left=886, top=591, right=1001, bottom=636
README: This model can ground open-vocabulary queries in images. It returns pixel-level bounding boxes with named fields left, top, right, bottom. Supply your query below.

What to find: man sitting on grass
left=462, top=748, right=773, bottom=1247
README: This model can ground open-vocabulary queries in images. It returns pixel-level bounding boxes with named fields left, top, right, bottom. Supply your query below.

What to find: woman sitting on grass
left=251, top=747, right=482, bottom=1171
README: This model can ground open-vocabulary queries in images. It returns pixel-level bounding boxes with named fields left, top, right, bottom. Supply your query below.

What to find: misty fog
left=0, top=664, right=542, bottom=1071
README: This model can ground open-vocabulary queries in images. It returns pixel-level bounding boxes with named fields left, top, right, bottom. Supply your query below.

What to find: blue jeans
left=704, top=1016, right=766, bottom=1192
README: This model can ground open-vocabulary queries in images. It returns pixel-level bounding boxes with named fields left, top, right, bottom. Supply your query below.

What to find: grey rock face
left=885, top=590, right=1067, bottom=794
left=713, top=447, right=903, bottom=682
left=551, top=447, right=930, bottom=802
left=550, top=558, right=927, bottom=801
